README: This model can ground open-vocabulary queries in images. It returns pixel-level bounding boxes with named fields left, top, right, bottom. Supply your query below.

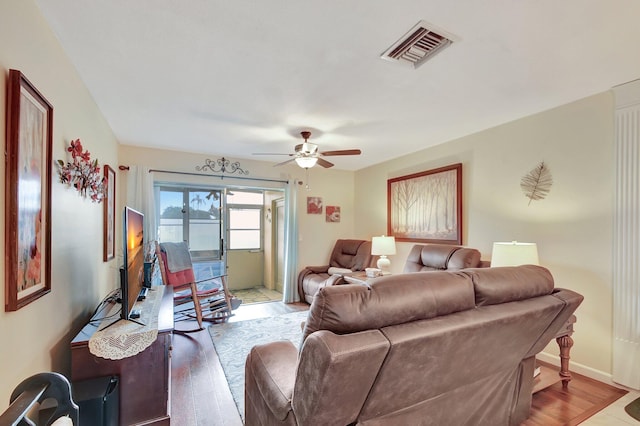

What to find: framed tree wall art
left=387, top=163, right=462, bottom=245
left=103, top=165, right=116, bottom=261
left=5, top=69, right=53, bottom=311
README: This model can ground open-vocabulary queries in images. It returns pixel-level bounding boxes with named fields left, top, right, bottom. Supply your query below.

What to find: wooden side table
left=343, top=271, right=390, bottom=285
left=532, top=314, right=577, bottom=393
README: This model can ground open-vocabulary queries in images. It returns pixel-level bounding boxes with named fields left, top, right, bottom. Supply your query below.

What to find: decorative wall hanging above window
left=195, top=157, right=249, bottom=176
left=521, top=161, right=553, bottom=205
left=56, top=139, right=106, bottom=202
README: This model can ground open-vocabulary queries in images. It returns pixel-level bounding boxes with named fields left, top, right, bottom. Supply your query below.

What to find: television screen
left=122, top=206, right=144, bottom=321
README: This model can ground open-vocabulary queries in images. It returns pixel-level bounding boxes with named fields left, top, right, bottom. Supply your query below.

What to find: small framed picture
left=307, top=197, right=323, bottom=214
left=326, top=206, right=341, bottom=223
left=103, top=165, right=116, bottom=261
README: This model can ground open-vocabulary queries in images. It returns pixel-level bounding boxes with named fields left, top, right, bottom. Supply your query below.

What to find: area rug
left=625, top=396, right=640, bottom=420
left=208, top=310, right=308, bottom=420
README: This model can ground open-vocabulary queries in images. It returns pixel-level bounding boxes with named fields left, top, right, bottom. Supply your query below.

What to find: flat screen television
left=120, top=206, right=145, bottom=323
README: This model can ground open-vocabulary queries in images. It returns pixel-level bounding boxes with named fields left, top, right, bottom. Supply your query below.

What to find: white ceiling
left=35, top=0, right=640, bottom=171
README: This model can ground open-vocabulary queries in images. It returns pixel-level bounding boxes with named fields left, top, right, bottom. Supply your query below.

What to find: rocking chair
left=155, top=241, right=240, bottom=332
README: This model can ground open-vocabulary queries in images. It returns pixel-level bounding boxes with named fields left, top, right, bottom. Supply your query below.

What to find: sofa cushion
left=466, top=265, right=554, bottom=306
left=448, top=248, right=482, bottom=270
left=329, top=239, right=372, bottom=271
left=403, top=244, right=482, bottom=273
left=302, top=271, right=475, bottom=341
left=327, top=267, right=352, bottom=275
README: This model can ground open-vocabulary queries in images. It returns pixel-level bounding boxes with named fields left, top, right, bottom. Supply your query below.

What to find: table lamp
left=491, top=241, right=539, bottom=266
left=372, top=235, right=396, bottom=272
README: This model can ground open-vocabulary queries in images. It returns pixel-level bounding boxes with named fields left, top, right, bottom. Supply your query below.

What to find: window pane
left=227, top=191, right=263, bottom=205
left=189, top=191, right=221, bottom=257
left=158, top=189, right=183, bottom=243
left=229, top=230, right=260, bottom=249
left=229, top=208, right=260, bottom=229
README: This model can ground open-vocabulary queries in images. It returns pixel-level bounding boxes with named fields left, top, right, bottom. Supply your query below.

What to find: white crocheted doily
left=89, top=286, right=164, bottom=360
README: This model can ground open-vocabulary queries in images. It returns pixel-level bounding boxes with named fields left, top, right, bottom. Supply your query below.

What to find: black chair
left=0, top=372, right=79, bottom=426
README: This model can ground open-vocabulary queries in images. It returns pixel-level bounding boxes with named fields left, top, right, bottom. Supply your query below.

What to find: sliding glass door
left=157, top=186, right=224, bottom=277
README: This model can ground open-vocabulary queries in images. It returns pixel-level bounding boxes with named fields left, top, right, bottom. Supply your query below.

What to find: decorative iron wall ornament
left=521, top=161, right=553, bottom=205
left=195, top=157, right=249, bottom=176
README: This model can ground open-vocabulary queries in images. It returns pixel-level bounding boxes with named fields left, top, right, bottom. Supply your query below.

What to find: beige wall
left=119, top=145, right=356, bottom=280
left=355, top=92, right=615, bottom=380
left=0, top=0, right=120, bottom=406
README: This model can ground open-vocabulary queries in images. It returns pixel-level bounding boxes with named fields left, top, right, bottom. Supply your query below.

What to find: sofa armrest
left=325, top=274, right=346, bottom=286
left=245, top=340, right=298, bottom=421
left=293, top=330, right=390, bottom=425
left=305, top=265, right=330, bottom=274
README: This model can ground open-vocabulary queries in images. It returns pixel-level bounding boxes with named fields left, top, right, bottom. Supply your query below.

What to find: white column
left=613, top=79, right=640, bottom=389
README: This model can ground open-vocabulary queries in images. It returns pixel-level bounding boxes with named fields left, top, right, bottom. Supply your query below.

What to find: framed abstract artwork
left=326, top=206, right=340, bottom=223
left=307, top=197, right=322, bottom=214
left=387, top=163, right=462, bottom=245
left=5, top=69, right=53, bottom=311
left=103, top=164, right=116, bottom=261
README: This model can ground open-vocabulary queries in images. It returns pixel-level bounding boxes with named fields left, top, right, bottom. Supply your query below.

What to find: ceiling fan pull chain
left=305, top=167, right=311, bottom=190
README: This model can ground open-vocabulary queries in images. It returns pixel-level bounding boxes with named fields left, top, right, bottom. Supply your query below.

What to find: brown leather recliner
left=245, top=265, right=583, bottom=425
left=297, top=239, right=376, bottom=304
left=403, top=243, right=487, bottom=272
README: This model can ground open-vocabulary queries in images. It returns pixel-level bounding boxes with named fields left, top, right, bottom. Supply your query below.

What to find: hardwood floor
left=523, top=364, right=628, bottom=426
left=171, top=301, right=308, bottom=426
left=170, top=302, right=628, bottom=425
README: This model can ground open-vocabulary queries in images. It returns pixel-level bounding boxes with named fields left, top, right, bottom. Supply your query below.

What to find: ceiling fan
left=253, top=131, right=362, bottom=168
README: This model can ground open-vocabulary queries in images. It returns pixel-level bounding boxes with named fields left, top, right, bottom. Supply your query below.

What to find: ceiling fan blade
left=317, top=157, right=334, bottom=168
left=273, top=158, right=297, bottom=167
left=320, top=149, right=362, bottom=156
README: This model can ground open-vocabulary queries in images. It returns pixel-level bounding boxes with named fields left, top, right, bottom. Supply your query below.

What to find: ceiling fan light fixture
left=295, top=157, right=318, bottom=169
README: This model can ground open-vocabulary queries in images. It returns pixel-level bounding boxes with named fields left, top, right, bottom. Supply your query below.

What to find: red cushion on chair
left=159, top=250, right=196, bottom=287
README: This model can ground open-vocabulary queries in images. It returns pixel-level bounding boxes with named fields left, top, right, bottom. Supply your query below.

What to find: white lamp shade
left=371, top=236, right=396, bottom=256
left=295, top=157, right=318, bottom=168
left=491, top=241, right=539, bottom=267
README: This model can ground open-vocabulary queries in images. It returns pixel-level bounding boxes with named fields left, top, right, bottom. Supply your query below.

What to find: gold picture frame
left=5, top=69, right=53, bottom=311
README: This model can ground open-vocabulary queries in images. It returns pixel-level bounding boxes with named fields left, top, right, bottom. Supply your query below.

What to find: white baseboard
left=536, top=351, right=636, bottom=391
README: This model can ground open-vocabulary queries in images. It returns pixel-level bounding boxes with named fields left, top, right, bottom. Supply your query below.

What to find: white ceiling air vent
left=381, top=20, right=457, bottom=69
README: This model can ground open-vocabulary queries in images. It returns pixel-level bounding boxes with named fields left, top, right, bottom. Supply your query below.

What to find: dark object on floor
left=625, top=396, right=640, bottom=421
left=0, top=372, right=79, bottom=425
left=73, top=376, right=119, bottom=426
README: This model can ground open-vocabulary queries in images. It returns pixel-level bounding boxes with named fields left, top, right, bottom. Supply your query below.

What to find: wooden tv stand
left=71, top=286, right=174, bottom=425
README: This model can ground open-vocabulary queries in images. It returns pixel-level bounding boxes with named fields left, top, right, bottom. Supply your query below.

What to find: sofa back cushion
left=302, top=271, right=475, bottom=342
left=329, top=239, right=372, bottom=271
left=403, top=244, right=482, bottom=272
left=466, top=265, right=554, bottom=306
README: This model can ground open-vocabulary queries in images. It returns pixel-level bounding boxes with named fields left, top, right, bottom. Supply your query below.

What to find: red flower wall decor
left=56, top=139, right=106, bottom=202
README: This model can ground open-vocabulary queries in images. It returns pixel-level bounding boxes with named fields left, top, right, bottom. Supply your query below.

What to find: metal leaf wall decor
left=520, top=161, right=553, bottom=205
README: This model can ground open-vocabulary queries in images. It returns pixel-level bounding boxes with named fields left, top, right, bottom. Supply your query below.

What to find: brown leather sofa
left=297, top=239, right=376, bottom=304
left=403, top=243, right=487, bottom=272
left=245, top=265, right=583, bottom=425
